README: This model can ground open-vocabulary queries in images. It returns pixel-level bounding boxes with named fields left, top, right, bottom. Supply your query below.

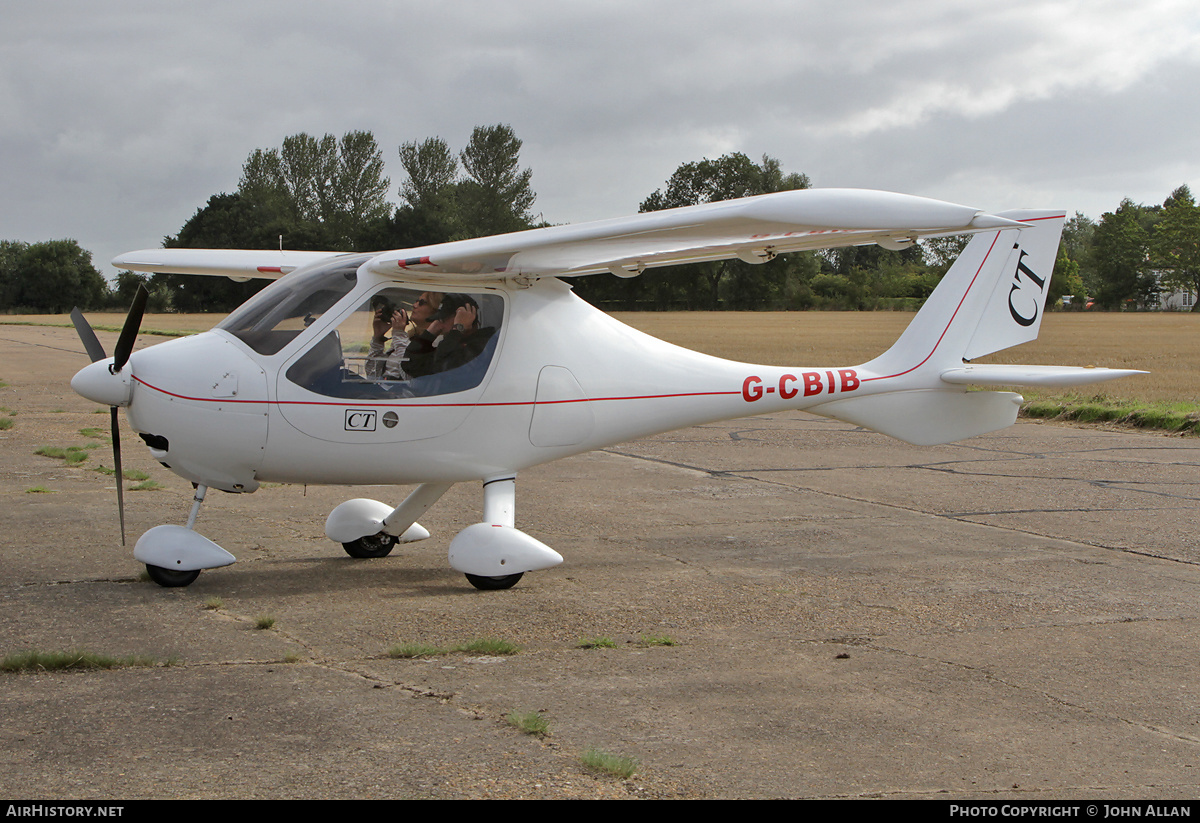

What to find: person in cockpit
left=366, top=291, right=442, bottom=381
left=403, top=293, right=496, bottom=378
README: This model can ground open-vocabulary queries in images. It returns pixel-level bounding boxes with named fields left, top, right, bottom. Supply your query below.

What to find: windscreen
left=216, top=255, right=366, bottom=355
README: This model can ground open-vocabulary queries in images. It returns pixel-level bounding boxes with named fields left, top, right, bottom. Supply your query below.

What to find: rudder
left=860, top=209, right=1065, bottom=379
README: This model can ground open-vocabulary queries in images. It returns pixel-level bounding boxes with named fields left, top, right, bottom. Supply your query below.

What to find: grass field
left=15, top=309, right=1200, bottom=407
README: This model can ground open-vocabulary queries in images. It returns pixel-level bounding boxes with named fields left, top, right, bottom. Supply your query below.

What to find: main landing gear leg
left=135, top=483, right=236, bottom=587
left=450, top=475, right=563, bottom=590
left=466, top=476, right=523, bottom=590
left=326, top=483, right=450, bottom=558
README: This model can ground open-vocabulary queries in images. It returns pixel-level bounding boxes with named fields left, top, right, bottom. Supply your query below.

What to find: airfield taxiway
left=1, top=324, right=1198, bottom=799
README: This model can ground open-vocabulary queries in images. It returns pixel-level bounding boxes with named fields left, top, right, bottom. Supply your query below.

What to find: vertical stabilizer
left=962, top=210, right=1065, bottom=360
left=860, top=210, right=1065, bottom=380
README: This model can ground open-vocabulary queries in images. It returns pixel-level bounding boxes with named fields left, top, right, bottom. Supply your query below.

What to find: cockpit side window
left=216, top=256, right=364, bottom=356
left=284, top=286, right=503, bottom=399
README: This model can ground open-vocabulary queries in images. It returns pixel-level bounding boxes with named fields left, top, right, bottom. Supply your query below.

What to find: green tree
left=455, top=124, right=537, bottom=238
left=1048, top=246, right=1086, bottom=307
left=586, top=152, right=812, bottom=310
left=382, top=125, right=540, bottom=248
left=0, top=240, right=28, bottom=309
left=394, top=136, right=462, bottom=244
left=1152, top=185, right=1200, bottom=310
left=157, top=191, right=339, bottom=312
left=640, top=152, right=810, bottom=212
left=1060, top=213, right=1097, bottom=296
left=331, top=130, right=393, bottom=240
left=1, top=240, right=108, bottom=313
left=1092, top=199, right=1157, bottom=309
left=237, top=130, right=391, bottom=247
left=921, top=235, right=970, bottom=275
left=399, top=137, right=459, bottom=212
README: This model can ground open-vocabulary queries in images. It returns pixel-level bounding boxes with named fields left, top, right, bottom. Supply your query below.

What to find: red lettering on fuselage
left=742, top=375, right=763, bottom=402
left=780, top=374, right=798, bottom=399
left=801, top=372, right=821, bottom=396
left=743, top=369, right=860, bottom=402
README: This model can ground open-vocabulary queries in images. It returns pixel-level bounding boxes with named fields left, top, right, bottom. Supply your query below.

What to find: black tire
left=146, top=564, right=201, bottom=588
left=464, top=572, right=524, bottom=590
left=342, top=532, right=399, bottom=558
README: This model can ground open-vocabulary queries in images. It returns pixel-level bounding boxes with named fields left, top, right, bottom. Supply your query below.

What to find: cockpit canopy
left=216, top=255, right=366, bottom=356
left=285, top=285, right=503, bottom=400
left=215, top=254, right=505, bottom=400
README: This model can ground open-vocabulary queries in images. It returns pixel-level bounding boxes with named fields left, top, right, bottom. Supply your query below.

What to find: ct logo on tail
left=1007, top=246, right=1047, bottom=327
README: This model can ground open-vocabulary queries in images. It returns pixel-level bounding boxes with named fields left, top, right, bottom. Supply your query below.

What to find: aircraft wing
left=111, top=249, right=348, bottom=280
left=364, top=188, right=1027, bottom=282
left=110, top=189, right=1026, bottom=283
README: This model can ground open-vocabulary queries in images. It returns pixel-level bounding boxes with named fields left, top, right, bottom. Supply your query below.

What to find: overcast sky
left=3, top=0, right=1198, bottom=278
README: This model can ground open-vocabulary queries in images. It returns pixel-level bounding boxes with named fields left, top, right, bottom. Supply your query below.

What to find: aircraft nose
left=71, top=358, right=134, bottom=406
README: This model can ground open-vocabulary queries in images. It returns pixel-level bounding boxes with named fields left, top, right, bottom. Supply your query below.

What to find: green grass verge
left=506, top=710, right=550, bottom=737
left=388, top=638, right=520, bottom=658
left=35, top=445, right=91, bottom=464
left=1021, top=396, right=1200, bottom=434
left=1, top=649, right=176, bottom=672
left=580, top=748, right=640, bottom=779
left=93, top=465, right=150, bottom=481
left=638, top=634, right=677, bottom=647
left=388, top=642, right=448, bottom=659
left=576, top=636, right=617, bottom=649
left=457, top=637, right=520, bottom=656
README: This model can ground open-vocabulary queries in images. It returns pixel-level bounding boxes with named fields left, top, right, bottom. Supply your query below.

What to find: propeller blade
left=111, top=406, right=126, bottom=546
left=112, top=285, right=148, bottom=372
left=70, top=308, right=107, bottom=363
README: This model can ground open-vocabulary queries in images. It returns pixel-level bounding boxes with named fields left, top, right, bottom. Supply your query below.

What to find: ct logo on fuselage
left=1007, top=246, right=1046, bottom=327
left=344, top=409, right=377, bottom=432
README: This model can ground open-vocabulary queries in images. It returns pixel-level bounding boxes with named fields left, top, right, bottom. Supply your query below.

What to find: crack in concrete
left=828, top=633, right=1200, bottom=748
left=603, top=446, right=1200, bottom=565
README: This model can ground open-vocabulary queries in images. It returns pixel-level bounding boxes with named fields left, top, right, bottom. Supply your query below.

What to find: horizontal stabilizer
left=941, top=364, right=1148, bottom=388
left=807, top=389, right=1023, bottom=446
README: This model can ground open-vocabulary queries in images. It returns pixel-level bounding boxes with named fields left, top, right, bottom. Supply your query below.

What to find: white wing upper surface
left=368, top=189, right=1025, bottom=282
left=111, top=249, right=351, bottom=280
left=112, top=189, right=1027, bottom=284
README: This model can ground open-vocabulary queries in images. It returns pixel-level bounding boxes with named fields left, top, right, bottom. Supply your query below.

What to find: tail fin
left=807, top=210, right=1141, bottom=445
left=862, top=209, right=1065, bottom=379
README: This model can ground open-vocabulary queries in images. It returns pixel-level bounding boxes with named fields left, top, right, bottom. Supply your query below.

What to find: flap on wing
left=364, top=188, right=1026, bottom=282
left=111, top=249, right=346, bottom=280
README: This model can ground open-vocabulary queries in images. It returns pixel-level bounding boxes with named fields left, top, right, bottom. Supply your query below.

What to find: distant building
left=1156, top=271, right=1196, bottom=310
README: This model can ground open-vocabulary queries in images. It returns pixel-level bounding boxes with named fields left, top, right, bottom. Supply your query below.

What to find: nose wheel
left=136, top=487, right=237, bottom=588
left=464, top=572, right=524, bottom=590
left=145, top=564, right=201, bottom=588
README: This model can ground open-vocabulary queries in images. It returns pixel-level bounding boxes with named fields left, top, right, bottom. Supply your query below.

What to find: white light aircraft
left=70, top=188, right=1142, bottom=589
